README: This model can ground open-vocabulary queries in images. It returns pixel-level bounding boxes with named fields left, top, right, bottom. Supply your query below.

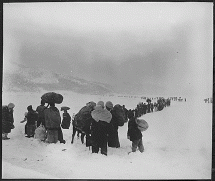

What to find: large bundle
left=91, top=105, right=112, bottom=123
left=34, top=125, right=47, bottom=141
left=72, top=106, right=93, bottom=134
left=61, top=106, right=70, bottom=111
left=26, top=125, right=36, bottom=137
left=136, top=119, right=149, bottom=132
left=41, top=92, right=63, bottom=104
left=112, top=104, right=126, bottom=126
left=44, top=107, right=61, bottom=129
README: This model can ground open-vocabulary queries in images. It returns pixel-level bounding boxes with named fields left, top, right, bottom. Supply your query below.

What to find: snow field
left=2, top=91, right=212, bottom=179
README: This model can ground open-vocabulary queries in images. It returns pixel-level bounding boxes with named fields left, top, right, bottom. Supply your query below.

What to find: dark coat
left=127, top=117, right=142, bottom=141
left=61, top=112, right=71, bottom=129
left=107, top=109, right=121, bottom=148
left=91, top=119, right=109, bottom=148
left=2, top=106, right=14, bottom=133
left=44, top=106, right=61, bottom=129
left=26, top=110, right=38, bottom=125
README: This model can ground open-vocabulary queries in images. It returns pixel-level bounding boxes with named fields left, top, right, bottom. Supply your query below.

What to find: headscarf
left=8, top=103, right=15, bottom=109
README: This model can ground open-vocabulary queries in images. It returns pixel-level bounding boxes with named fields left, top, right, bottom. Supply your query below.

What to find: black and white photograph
left=2, top=2, right=213, bottom=179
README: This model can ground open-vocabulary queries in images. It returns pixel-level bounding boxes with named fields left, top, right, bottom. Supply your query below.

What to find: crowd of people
left=128, top=98, right=171, bottom=119
left=2, top=96, right=170, bottom=156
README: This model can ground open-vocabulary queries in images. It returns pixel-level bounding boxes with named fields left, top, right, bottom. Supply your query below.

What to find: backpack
left=34, top=125, right=47, bottom=141
left=112, top=105, right=126, bottom=127
left=44, top=107, right=61, bottom=129
left=61, top=112, right=71, bottom=129
left=72, top=106, right=93, bottom=133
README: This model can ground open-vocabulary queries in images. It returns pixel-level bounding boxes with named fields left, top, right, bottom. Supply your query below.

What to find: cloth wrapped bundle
left=41, top=92, right=63, bottom=104
left=136, top=119, right=149, bottom=131
left=61, top=106, right=70, bottom=111
left=91, top=105, right=112, bottom=123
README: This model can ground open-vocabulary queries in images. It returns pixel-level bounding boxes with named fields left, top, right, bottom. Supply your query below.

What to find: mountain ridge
left=3, top=63, right=113, bottom=95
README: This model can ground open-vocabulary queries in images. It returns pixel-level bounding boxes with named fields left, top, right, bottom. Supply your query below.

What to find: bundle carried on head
left=61, top=106, right=70, bottom=111
left=41, top=92, right=63, bottom=104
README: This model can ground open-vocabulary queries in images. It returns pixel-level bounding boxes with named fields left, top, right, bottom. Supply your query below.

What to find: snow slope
left=2, top=91, right=212, bottom=179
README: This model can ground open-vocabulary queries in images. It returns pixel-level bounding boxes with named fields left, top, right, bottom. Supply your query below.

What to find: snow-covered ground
left=2, top=91, right=212, bottom=179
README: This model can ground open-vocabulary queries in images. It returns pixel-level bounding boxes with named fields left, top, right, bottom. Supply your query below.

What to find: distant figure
left=143, top=103, right=147, bottom=114
left=2, top=103, right=15, bottom=140
left=150, top=103, right=154, bottom=112
left=127, top=109, right=134, bottom=120
left=122, top=105, right=128, bottom=122
left=36, top=100, right=46, bottom=127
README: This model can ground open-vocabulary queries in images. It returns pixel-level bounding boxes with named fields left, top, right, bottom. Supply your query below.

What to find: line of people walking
left=2, top=98, right=149, bottom=156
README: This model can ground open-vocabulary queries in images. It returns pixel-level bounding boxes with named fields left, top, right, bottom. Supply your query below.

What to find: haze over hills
left=2, top=63, right=113, bottom=95
left=3, top=3, right=213, bottom=99
left=3, top=62, right=169, bottom=96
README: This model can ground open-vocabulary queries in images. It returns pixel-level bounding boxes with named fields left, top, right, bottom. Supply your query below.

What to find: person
left=150, top=103, right=154, bottom=112
left=61, top=109, right=71, bottom=129
left=71, top=101, right=96, bottom=145
left=127, top=115, right=144, bottom=153
left=2, top=103, right=15, bottom=140
left=107, top=102, right=125, bottom=148
left=143, top=103, right=147, bottom=114
left=147, top=102, right=151, bottom=113
left=91, top=101, right=112, bottom=156
left=25, top=105, right=38, bottom=138
left=122, top=105, right=128, bottom=122
left=44, top=102, right=65, bottom=144
left=36, top=100, right=47, bottom=127
left=127, top=109, right=134, bottom=120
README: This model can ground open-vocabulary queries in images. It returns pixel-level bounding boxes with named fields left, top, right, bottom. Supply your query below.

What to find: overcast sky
left=3, top=2, right=213, bottom=96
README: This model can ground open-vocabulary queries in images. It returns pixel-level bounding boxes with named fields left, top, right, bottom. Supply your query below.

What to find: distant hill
left=2, top=64, right=113, bottom=95
left=3, top=62, right=168, bottom=96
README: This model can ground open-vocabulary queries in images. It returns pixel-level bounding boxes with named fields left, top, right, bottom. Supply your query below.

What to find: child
left=61, top=109, right=71, bottom=129
left=127, top=116, right=144, bottom=153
